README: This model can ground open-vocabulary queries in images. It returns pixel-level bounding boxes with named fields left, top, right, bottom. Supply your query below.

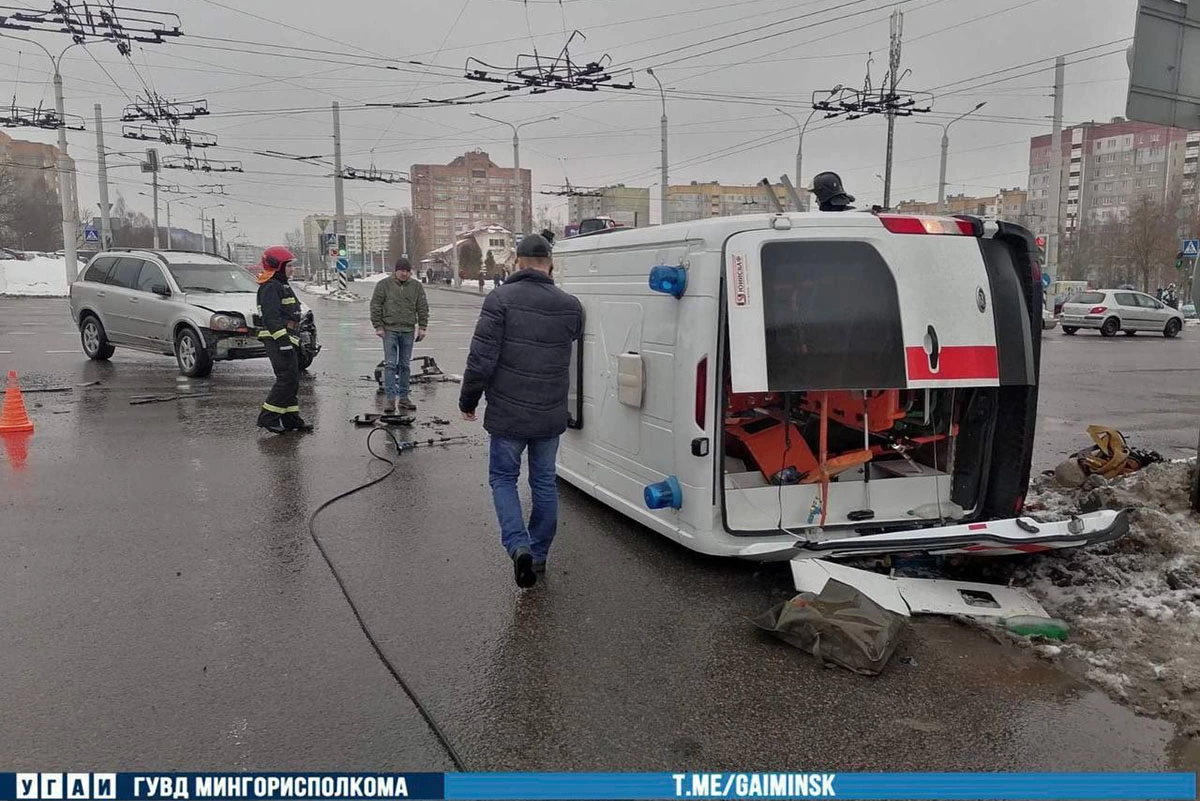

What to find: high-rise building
left=567, top=185, right=651, bottom=227
left=0, top=130, right=73, bottom=193
left=411, top=150, right=531, bottom=249
left=666, top=181, right=795, bottom=224
left=1027, top=118, right=1191, bottom=237
left=302, top=213, right=391, bottom=267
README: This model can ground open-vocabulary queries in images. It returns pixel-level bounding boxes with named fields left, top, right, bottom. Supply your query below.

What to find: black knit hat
left=516, top=233, right=552, bottom=258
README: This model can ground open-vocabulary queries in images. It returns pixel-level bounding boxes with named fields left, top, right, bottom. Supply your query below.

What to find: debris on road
left=1052, top=426, right=1163, bottom=488
left=1016, top=459, right=1200, bottom=726
left=129, top=393, right=214, bottom=405
left=352, top=413, right=414, bottom=427
left=791, top=558, right=1052, bottom=620
left=752, top=579, right=908, bottom=675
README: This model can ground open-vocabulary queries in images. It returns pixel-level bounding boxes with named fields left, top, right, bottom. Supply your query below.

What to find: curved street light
left=774, top=107, right=819, bottom=211
left=470, top=113, right=560, bottom=237
left=917, top=102, right=987, bottom=211
left=646, top=68, right=669, bottom=224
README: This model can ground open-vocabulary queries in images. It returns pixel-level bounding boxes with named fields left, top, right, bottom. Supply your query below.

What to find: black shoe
left=258, top=419, right=287, bottom=434
left=513, top=549, right=538, bottom=588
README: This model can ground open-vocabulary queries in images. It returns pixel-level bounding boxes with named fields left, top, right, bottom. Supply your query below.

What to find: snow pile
left=296, top=282, right=360, bottom=302
left=1017, top=460, right=1200, bottom=730
left=0, top=257, right=70, bottom=296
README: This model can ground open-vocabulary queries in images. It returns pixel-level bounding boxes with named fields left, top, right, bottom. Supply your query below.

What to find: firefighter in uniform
left=255, top=246, right=313, bottom=434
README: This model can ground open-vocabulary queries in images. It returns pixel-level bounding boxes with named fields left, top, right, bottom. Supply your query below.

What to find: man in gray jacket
left=460, top=233, right=583, bottom=588
left=370, top=258, right=429, bottom=413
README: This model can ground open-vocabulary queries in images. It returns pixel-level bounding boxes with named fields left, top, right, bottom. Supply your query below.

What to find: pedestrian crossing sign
left=1183, top=239, right=1200, bottom=257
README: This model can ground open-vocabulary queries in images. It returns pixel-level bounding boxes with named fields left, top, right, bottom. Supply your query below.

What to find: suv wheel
left=175, top=327, right=213, bottom=377
left=1100, top=317, right=1120, bottom=337
left=1164, top=318, right=1182, bottom=338
left=80, top=315, right=115, bottom=360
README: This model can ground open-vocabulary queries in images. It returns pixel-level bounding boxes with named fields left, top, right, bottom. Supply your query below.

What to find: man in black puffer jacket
left=460, top=233, right=583, bottom=589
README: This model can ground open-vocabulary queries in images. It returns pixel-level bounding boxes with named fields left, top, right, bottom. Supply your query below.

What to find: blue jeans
left=489, top=435, right=560, bottom=562
left=382, top=330, right=414, bottom=400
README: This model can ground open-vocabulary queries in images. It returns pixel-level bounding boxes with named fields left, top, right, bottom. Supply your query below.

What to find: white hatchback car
left=1060, top=289, right=1184, bottom=338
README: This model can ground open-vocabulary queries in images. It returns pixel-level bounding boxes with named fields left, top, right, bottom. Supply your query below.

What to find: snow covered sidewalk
left=0, top=257, right=70, bottom=296
left=1017, top=461, right=1200, bottom=730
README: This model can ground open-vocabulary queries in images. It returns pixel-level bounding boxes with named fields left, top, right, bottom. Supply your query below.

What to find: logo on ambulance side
left=731, top=253, right=749, bottom=306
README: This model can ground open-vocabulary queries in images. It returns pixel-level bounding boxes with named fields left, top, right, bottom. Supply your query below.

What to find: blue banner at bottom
left=0, top=771, right=1193, bottom=801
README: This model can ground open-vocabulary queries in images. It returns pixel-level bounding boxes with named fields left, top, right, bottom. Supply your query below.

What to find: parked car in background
left=69, top=249, right=321, bottom=376
left=1060, top=289, right=1184, bottom=338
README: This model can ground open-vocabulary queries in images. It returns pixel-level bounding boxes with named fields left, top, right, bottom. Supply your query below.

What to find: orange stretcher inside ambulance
left=552, top=210, right=1127, bottom=562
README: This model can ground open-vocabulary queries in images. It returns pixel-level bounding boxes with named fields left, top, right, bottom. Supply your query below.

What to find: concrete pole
left=166, top=201, right=172, bottom=249
left=1047, top=55, right=1066, bottom=277
left=512, top=130, right=522, bottom=237
left=53, top=68, right=78, bottom=281
left=94, top=104, right=112, bottom=249
left=648, top=68, right=668, bottom=224
left=937, top=130, right=949, bottom=211
left=882, top=9, right=903, bottom=211
left=333, top=102, right=345, bottom=246
left=402, top=213, right=408, bottom=258
left=211, top=217, right=217, bottom=256
left=152, top=169, right=160, bottom=249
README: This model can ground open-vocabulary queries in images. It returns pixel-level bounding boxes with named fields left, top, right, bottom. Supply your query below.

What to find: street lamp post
left=774, top=107, right=818, bottom=211
left=140, top=192, right=195, bottom=249
left=918, top=102, right=987, bottom=212
left=349, top=199, right=393, bottom=273
left=182, top=201, right=224, bottom=253
left=647, top=68, right=668, bottom=224
left=471, top=113, right=559, bottom=239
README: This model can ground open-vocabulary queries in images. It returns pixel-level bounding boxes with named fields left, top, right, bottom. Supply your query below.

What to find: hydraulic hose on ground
left=306, top=426, right=474, bottom=771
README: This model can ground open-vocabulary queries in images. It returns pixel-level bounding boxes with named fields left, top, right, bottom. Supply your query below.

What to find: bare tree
left=1121, top=194, right=1180, bottom=291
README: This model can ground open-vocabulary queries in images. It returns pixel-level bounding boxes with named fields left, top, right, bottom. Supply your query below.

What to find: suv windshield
left=168, top=263, right=259, bottom=293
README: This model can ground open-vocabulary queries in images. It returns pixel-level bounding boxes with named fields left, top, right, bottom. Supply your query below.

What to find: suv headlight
left=210, top=313, right=247, bottom=331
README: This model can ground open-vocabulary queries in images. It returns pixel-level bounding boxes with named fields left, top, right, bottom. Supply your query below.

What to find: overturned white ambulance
left=553, top=211, right=1127, bottom=561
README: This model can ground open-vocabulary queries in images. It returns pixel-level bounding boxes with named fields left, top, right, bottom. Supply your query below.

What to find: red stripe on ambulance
left=905, top=345, right=999, bottom=382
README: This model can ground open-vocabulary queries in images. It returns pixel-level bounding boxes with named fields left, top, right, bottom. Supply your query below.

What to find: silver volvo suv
left=68, top=249, right=321, bottom=377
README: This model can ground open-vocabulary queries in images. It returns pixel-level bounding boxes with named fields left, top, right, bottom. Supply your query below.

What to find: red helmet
left=261, top=245, right=295, bottom=271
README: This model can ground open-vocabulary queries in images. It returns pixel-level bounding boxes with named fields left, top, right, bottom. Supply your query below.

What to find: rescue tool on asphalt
left=551, top=205, right=1129, bottom=579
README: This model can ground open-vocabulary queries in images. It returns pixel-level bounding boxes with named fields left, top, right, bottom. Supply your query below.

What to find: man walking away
left=371, top=257, right=429, bottom=413
left=255, top=246, right=313, bottom=434
left=459, top=233, right=583, bottom=588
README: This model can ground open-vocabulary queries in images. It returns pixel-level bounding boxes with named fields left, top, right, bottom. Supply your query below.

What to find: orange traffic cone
left=0, top=370, right=34, bottom=433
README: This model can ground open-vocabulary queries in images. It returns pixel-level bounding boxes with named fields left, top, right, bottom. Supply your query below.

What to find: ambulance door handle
left=924, top=325, right=941, bottom=372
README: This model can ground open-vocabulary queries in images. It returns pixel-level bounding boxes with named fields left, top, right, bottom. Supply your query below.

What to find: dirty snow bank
left=1018, top=461, right=1200, bottom=730
left=0, top=257, right=70, bottom=296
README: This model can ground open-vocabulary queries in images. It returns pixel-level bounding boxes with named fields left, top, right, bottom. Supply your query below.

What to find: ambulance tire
left=1099, top=317, right=1120, bottom=337
left=1061, top=326, right=1078, bottom=335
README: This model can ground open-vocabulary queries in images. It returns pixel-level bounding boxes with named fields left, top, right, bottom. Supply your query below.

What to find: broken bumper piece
left=771, top=509, right=1128, bottom=560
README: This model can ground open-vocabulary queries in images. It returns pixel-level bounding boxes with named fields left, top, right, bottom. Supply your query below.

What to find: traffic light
left=337, top=235, right=348, bottom=258
left=1035, top=235, right=1046, bottom=263
left=1177, top=252, right=1185, bottom=270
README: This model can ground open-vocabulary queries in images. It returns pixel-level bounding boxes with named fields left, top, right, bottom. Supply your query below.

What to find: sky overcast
left=1, top=0, right=1140, bottom=245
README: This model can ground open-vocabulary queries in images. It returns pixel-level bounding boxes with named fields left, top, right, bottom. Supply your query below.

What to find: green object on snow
left=999, top=615, right=1070, bottom=641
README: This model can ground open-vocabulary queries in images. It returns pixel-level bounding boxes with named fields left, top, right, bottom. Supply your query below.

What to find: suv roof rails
left=104, top=247, right=228, bottom=257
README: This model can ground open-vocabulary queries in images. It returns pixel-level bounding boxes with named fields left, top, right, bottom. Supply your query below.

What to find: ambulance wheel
left=80, top=314, right=115, bottom=360
left=1099, top=317, right=1120, bottom=337
left=175, top=327, right=213, bottom=378
left=1164, top=319, right=1182, bottom=338
left=1061, top=326, right=1078, bottom=335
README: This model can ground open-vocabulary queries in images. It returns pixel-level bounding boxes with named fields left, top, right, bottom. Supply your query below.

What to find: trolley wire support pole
left=94, top=103, right=113, bottom=250
left=1046, top=55, right=1066, bottom=276
left=647, top=67, right=669, bottom=225
left=333, top=102, right=346, bottom=260
left=882, top=8, right=903, bottom=211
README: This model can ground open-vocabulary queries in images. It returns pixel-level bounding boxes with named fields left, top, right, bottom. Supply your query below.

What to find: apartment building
left=666, top=181, right=795, bottom=223
left=567, top=185, right=651, bottom=227
left=411, top=150, right=531, bottom=248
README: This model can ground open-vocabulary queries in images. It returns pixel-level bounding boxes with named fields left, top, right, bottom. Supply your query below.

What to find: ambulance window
left=760, top=241, right=905, bottom=391
left=566, top=331, right=584, bottom=429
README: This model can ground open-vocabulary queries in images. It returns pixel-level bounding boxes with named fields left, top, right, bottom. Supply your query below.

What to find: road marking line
left=0, top=350, right=11, bottom=354
left=8, top=332, right=40, bottom=336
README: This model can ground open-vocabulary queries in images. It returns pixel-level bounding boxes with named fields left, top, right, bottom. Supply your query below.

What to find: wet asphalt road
left=1, top=289, right=1197, bottom=772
